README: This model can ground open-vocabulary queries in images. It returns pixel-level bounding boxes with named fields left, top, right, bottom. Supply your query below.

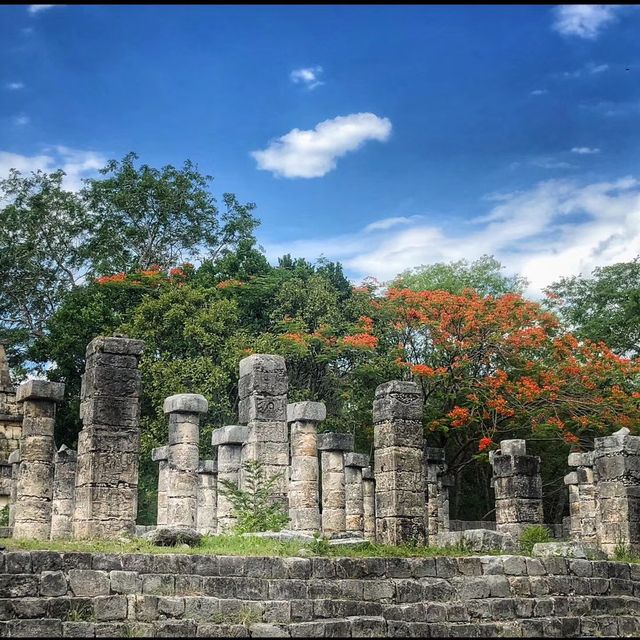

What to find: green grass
left=0, top=534, right=496, bottom=558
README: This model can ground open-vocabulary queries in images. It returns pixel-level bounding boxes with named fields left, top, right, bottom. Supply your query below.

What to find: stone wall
left=0, top=549, right=639, bottom=637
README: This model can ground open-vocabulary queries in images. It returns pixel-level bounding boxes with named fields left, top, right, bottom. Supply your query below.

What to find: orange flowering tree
left=334, top=287, right=640, bottom=468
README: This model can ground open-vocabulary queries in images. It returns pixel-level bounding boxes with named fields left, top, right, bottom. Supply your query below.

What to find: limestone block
left=288, top=508, right=321, bottom=532
left=198, top=459, right=217, bottom=474
left=16, top=460, right=54, bottom=497
left=317, top=432, right=354, bottom=452
left=77, top=428, right=140, bottom=454
left=345, top=452, right=370, bottom=468
left=495, top=498, right=544, bottom=524
left=21, top=416, right=55, bottom=438
left=20, top=435, right=55, bottom=462
left=362, top=467, right=374, bottom=481
left=239, top=353, right=287, bottom=379
left=491, top=455, right=541, bottom=478
left=374, top=447, right=424, bottom=474
left=8, top=449, right=20, bottom=465
left=373, top=381, right=422, bottom=423
left=564, top=472, right=578, bottom=485
left=375, top=489, right=425, bottom=518
left=576, top=466, right=594, bottom=484
left=169, top=443, right=199, bottom=472
left=247, top=421, right=288, bottom=443
left=152, top=446, right=169, bottom=462
left=239, top=394, right=287, bottom=423
left=290, top=457, right=319, bottom=482
left=211, top=425, right=250, bottom=447
left=163, top=394, right=208, bottom=415
left=377, top=516, right=426, bottom=546
left=288, top=483, right=319, bottom=508
left=568, top=452, right=594, bottom=467
left=75, top=451, right=139, bottom=485
left=499, top=439, right=527, bottom=456
left=80, top=396, right=140, bottom=427
left=321, top=450, right=345, bottom=474
left=374, top=420, right=423, bottom=449
left=83, top=366, right=141, bottom=398
left=375, top=470, right=425, bottom=493
left=290, top=424, right=318, bottom=459
left=16, top=380, right=65, bottom=404
left=287, top=401, right=326, bottom=423
left=217, top=444, right=243, bottom=472
left=493, top=475, right=543, bottom=499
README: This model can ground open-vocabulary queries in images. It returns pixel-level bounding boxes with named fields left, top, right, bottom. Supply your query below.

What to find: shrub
left=519, top=525, right=551, bottom=555
left=218, top=460, right=289, bottom=534
left=0, top=505, right=8, bottom=527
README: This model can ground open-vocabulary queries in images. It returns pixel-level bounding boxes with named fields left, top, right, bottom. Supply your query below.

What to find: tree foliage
left=545, top=258, right=640, bottom=357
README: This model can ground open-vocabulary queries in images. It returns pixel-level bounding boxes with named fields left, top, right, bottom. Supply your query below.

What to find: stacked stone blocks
left=287, top=401, right=325, bottom=534
left=50, top=445, right=77, bottom=540
left=197, top=459, right=217, bottom=535
left=373, top=380, right=426, bottom=545
left=565, top=451, right=597, bottom=544
left=491, top=439, right=544, bottom=541
left=72, top=336, right=143, bottom=539
left=12, top=379, right=65, bottom=540
left=344, top=452, right=369, bottom=536
left=318, top=432, right=353, bottom=537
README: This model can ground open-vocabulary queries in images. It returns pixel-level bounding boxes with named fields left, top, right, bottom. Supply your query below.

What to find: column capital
left=317, top=432, right=353, bottom=452
left=16, top=379, right=65, bottom=403
left=163, top=393, right=208, bottom=415
left=287, top=401, right=326, bottom=423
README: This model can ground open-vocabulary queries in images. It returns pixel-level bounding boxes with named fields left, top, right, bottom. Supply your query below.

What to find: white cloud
left=251, top=113, right=392, bottom=179
left=562, top=62, right=610, bottom=79
left=364, top=216, right=422, bottom=232
left=5, top=82, right=25, bottom=90
left=531, top=158, right=576, bottom=170
left=552, top=5, right=622, bottom=39
left=571, top=147, right=600, bottom=154
left=262, top=177, right=640, bottom=297
left=0, top=146, right=107, bottom=191
left=14, top=115, right=30, bottom=126
left=28, top=5, right=58, bottom=15
left=530, top=89, right=548, bottom=96
left=290, top=66, right=324, bottom=90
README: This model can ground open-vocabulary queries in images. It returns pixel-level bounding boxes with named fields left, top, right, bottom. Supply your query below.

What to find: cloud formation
left=0, top=146, right=106, bottom=191
left=530, top=89, right=548, bottom=96
left=28, top=5, right=57, bottom=14
left=263, top=177, right=640, bottom=297
left=571, top=147, right=600, bottom=154
left=5, top=82, right=25, bottom=90
left=552, top=5, right=622, bottom=39
left=290, top=66, right=324, bottom=90
left=14, top=115, right=30, bottom=126
left=251, top=113, right=392, bottom=179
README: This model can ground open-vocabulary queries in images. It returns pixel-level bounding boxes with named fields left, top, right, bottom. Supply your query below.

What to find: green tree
left=393, top=254, right=527, bottom=296
left=545, top=258, right=640, bottom=357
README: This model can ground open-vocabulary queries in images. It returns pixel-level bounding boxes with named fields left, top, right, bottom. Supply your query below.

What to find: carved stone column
left=318, top=432, right=353, bottom=538
left=50, top=445, right=77, bottom=540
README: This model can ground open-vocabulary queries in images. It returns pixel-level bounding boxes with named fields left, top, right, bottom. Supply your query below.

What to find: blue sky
left=2, top=4, right=639, bottom=295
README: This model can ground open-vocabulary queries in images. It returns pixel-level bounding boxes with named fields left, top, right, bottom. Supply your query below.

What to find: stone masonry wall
left=0, top=550, right=639, bottom=637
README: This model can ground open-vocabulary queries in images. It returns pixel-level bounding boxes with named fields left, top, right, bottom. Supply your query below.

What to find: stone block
left=163, top=394, right=208, bottom=415
left=493, top=475, right=543, bottom=499
left=373, top=420, right=423, bottom=449
left=83, top=366, right=141, bottom=398
left=499, top=439, right=526, bottom=456
left=287, top=401, right=326, bottom=423
left=211, top=425, right=249, bottom=447
left=491, top=455, right=541, bottom=478
left=68, top=570, right=110, bottom=597
left=317, top=432, right=354, bottom=452
left=16, top=380, right=65, bottom=403
left=249, top=421, right=288, bottom=443
left=40, top=571, right=68, bottom=597
left=374, top=447, right=424, bottom=474
left=93, top=595, right=128, bottom=621
left=80, top=396, right=140, bottom=428
left=239, top=354, right=286, bottom=378
left=238, top=395, right=287, bottom=423
left=373, top=381, right=422, bottom=422
left=564, top=472, right=578, bottom=485
left=152, top=446, right=169, bottom=462
left=568, top=451, right=594, bottom=467
left=344, top=452, right=369, bottom=468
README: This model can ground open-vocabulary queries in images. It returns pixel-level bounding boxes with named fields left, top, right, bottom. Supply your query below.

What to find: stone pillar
left=567, top=451, right=597, bottom=543
left=318, top=432, right=353, bottom=538
left=491, top=439, right=543, bottom=541
left=211, top=425, right=249, bottom=534
left=593, top=428, right=640, bottom=556
left=0, top=343, right=22, bottom=480
left=287, top=401, right=325, bottom=534
left=152, top=446, right=169, bottom=527
left=238, top=354, right=289, bottom=506
left=425, top=447, right=450, bottom=542
left=373, top=380, right=426, bottom=545
left=72, top=336, right=143, bottom=539
left=50, top=445, right=77, bottom=540
left=8, top=449, right=19, bottom=531
left=344, top=452, right=369, bottom=537
left=197, top=459, right=217, bottom=535
left=362, top=467, right=376, bottom=542
left=164, top=394, right=208, bottom=529
left=13, top=379, right=65, bottom=539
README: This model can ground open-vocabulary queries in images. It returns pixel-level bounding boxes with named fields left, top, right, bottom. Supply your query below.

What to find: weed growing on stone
left=519, top=525, right=552, bottom=555
left=210, top=607, right=261, bottom=626
left=65, top=603, right=95, bottom=622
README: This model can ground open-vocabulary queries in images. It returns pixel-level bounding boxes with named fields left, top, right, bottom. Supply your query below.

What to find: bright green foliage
left=519, top=525, right=552, bottom=555
left=0, top=505, right=8, bottom=527
left=393, top=254, right=527, bottom=296
left=545, top=258, right=640, bottom=357
left=218, top=460, right=289, bottom=534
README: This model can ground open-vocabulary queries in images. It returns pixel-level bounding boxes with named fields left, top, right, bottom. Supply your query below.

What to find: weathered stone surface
left=568, top=451, right=594, bottom=467
left=345, top=453, right=369, bottom=469
left=152, top=446, right=169, bottom=462
left=211, top=425, right=250, bottom=447
left=317, top=433, right=354, bottom=452
left=289, top=417, right=321, bottom=534
left=16, top=380, right=65, bottom=404
left=163, top=394, right=208, bottom=416
left=500, top=439, right=527, bottom=456
left=50, top=445, right=77, bottom=541
left=532, top=541, right=607, bottom=559
left=287, top=402, right=326, bottom=423
left=436, top=529, right=516, bottom=553
left=142, top=526, right=203, bottom=547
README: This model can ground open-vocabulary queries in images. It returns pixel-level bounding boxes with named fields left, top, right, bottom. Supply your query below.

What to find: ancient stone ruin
left=3, top=336, right=640, bottom=565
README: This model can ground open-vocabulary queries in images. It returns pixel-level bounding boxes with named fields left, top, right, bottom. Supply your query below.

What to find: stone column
left=593, top=428, right=640, bottom=556
left=567, top=451, right=597, bottom=544
left=152, top=446, right=169, bottom=527
left=238, top=354, right=289, bottom=506
left=0, top=343, right=22, bottom=474
left=8, top=449, right=19, bottom=531
left=197, top=459, right=217, bottom=535
left=318, top=432, right=353, bottom=538
left=72, top=336, right=143, bottom=539
left=425, top=447, right=450, bottom=542
left=164, top=394, right=208, bottom=529
left=212, top=425, right=249, bottom=534
left=13, top=379, right=65, bottom=539
left=287, top=401, right=325, bottom=534
left=373, top=380, right=426, bottom=545
left=491, top=439, right=543, bottom=541
left=344, top=452, right=369, bottom=537
left=362, top=467, right=376, bottom=542
left=50, top=445, right=77, bottom=540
